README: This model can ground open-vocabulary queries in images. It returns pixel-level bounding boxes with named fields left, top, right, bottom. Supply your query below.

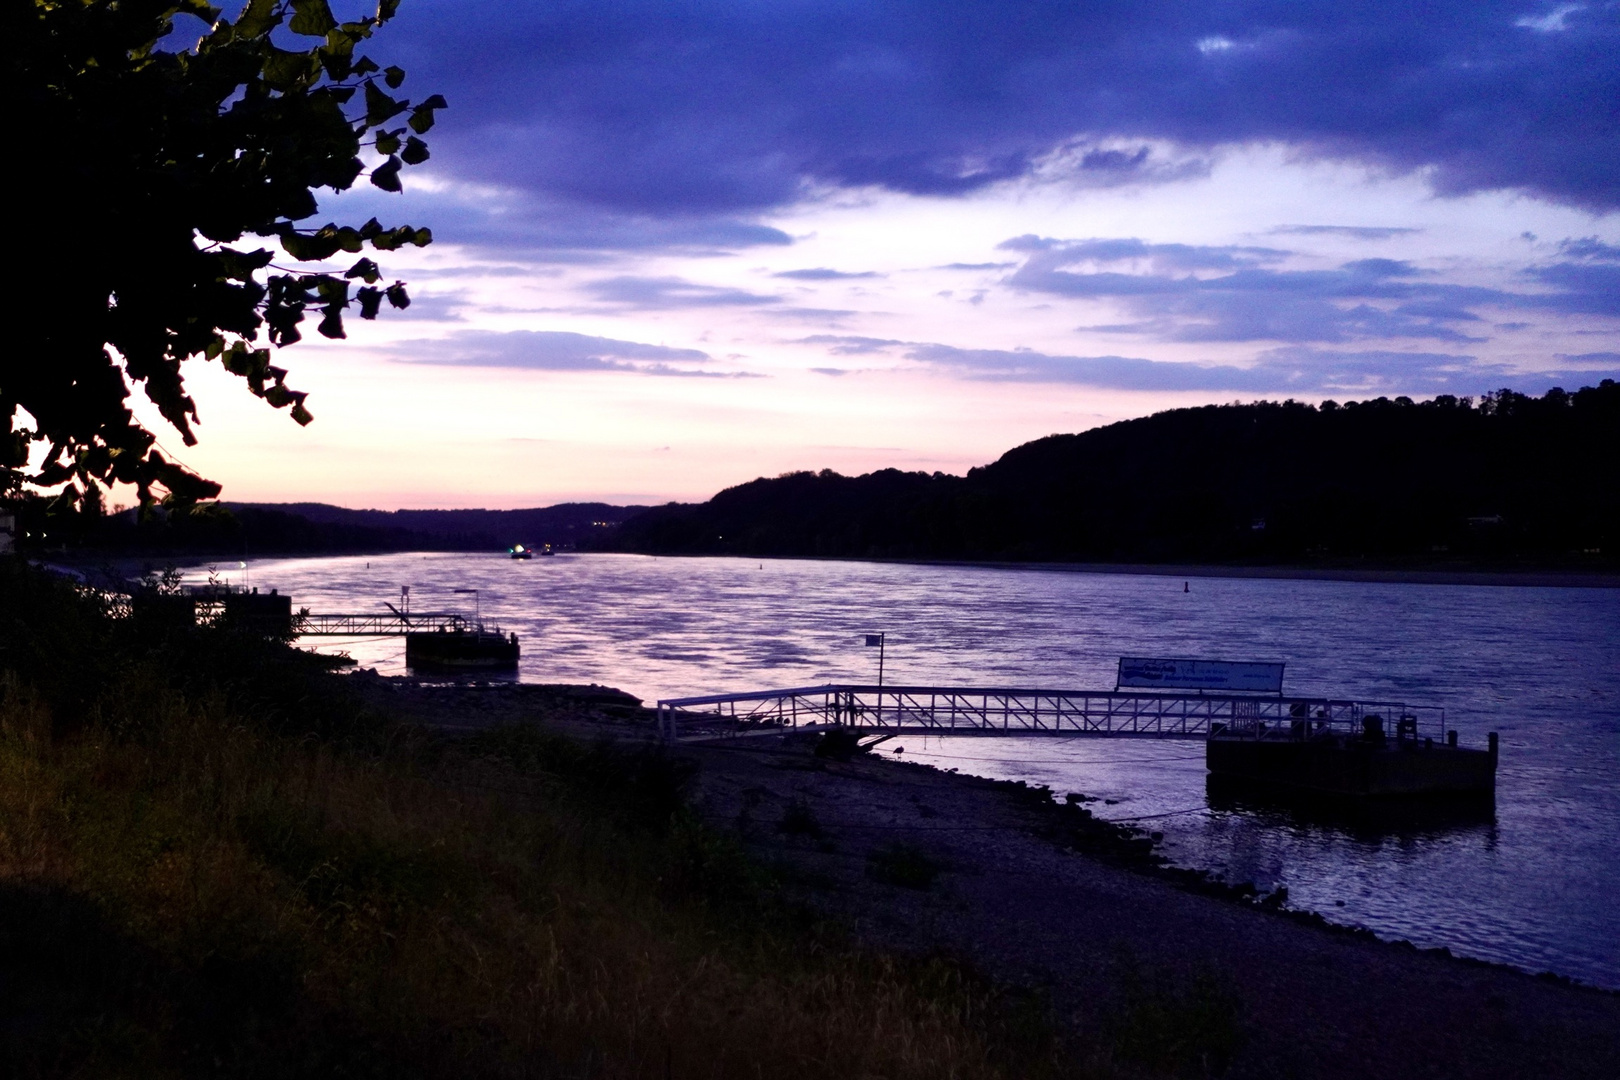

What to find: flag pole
left=876, top=632, right=885, bottom=726
left=864, top=632, right=887, bottom=725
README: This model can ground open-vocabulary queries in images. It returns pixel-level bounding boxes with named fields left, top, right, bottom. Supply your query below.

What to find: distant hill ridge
left=231, top=502, right=647, bottom=551
left=613, top=383, right=1620, bottom=568
left=14, top=384, right=1614, bottom=567
left=8, top=500, right=647, bottom=557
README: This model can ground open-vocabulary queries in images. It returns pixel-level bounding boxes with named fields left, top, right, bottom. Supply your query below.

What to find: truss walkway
left=296, top=611, right=470, bottom=636
left=656, top=684, right=1446, bottom=745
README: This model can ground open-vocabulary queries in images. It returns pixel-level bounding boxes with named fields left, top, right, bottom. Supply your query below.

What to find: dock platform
left=657, top=681, right=1495, bottom=796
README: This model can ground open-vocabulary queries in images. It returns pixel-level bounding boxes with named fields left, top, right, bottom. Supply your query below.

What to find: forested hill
left=230, top=502, right=646, bottom=552
left=615, top=383, right=1620, bottom=567
left=8, top=501, right=644, bottom=557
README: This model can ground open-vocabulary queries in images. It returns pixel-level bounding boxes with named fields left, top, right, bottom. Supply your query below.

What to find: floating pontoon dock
left=655, top=683, right=1443, bottom=744
left=121, top=585, right=520, bottom=671
left=657, top=657, right=1496, bottom=796
left=295, top=611, right=520, bottom=671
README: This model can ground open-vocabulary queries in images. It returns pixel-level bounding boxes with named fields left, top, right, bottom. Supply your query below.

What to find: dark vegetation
left=245, top=501, right=648, bottom=551
left=10, top=0, right=442, bottom=508
left=5, top=497, right=643, bottom=557
left=615, top=383, right=1620, bottom=569
left=0, top=559, right=1092, bottom=1078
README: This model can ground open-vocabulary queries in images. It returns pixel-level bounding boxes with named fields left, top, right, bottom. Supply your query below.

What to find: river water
left=214, top=552, right=1620, bottom=989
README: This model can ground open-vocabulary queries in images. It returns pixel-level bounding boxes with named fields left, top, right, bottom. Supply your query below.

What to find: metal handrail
left=657, top=683, right=1446, bottom=744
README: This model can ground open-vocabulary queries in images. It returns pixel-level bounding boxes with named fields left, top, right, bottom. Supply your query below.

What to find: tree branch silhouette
left=6, top=0, right=444, bottom=510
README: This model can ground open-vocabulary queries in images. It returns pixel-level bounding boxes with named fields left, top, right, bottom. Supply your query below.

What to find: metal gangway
left=656, top=684, right=1446, bottom=745
left=297, top=611, right=476, bottom=636
left=107, top=601, right=492, bottom=637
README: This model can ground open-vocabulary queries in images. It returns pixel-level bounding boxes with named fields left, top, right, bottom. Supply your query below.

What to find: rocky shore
left=354, top=675, right=1620, bottom=1080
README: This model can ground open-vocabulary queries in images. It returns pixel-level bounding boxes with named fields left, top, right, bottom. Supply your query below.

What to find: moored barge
left=1206, top=718, right=1497, bottom=796
left=1122, top=656, right=1497, bottom=797
left=405, top=620, right=520, bottom=670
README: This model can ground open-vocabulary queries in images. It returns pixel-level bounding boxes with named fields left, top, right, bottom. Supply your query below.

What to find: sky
left=157, top=1, right=1620, bottom=509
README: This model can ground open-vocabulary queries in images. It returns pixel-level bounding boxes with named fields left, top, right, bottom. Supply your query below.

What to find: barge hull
left=405, top=631, right=520, bottom=671
left=1206, top=738, right=1495, bottom=796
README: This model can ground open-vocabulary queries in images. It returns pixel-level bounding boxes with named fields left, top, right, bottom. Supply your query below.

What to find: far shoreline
left=902, top=557, right=1620, bottom=589
left=35, top=549, right=1620, bottom=590
left=624, top=550, right=1620, bottom=589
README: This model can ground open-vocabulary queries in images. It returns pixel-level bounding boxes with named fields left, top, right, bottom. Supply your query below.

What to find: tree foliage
left=5, top=0, right=444, bottom=508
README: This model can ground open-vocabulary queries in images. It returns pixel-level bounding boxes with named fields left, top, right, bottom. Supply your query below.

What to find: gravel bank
left=356, top=675, right=1620, bottom=1080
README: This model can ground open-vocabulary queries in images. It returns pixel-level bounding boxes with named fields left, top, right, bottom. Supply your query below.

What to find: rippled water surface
left=224, top=553, right=1620, bottom=988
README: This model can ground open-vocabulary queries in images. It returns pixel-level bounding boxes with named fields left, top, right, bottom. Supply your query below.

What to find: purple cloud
left=583, top=276, right=782, bottom=309
left=999, top=237, right=1517, bottom=343
left=803, top=335, right=1620, bottom=396
left=1271, top=225, right=1422, bottom=240
left=384, top=329, right=733, bottom=376
left=386, top=0, right=1620, bottom=231
left=773, top=268, right=884, bottom=280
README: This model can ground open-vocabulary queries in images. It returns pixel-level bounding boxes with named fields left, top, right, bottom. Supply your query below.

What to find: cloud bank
left=385, top=329, right=746, bottom=377
left=800, top=335, right=1619, bottom=396
left=990, top=233, right=1620, bottom=346
left=387, top=0, right=1620, bottom=245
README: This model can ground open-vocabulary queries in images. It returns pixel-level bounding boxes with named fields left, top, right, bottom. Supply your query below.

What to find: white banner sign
left=1117, top=657, right=1285, bottom=694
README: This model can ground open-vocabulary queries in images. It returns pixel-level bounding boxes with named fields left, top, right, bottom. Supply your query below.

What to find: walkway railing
left=656, top=684, right=1445, bottom=744
left=296, top=611, right=473, bottom=636
left=108, top=599, right=496, bottom=638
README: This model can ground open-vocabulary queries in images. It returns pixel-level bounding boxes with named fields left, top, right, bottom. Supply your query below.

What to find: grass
left=0, top=560, right=1088, bottom=1078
